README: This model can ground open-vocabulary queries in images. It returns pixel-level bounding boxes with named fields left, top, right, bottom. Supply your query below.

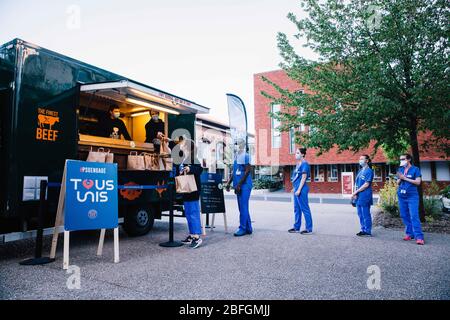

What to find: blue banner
left=64, top=160, right=118, bottom=231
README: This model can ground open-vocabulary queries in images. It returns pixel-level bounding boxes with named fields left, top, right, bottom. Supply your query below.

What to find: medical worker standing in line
left=288, top=148, right=313, bottom=235
left=397, top=154, right=425, bottom=245
left=226, top=139, right=253, bottom=237
left=352, top=155, right=374, bottom=237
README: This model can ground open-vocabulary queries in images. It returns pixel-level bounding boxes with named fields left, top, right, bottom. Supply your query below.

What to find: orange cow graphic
left=38, top=114, right=60, bottom=130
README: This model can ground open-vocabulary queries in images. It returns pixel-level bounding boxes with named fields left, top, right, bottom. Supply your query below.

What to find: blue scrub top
left=291, top=161, right=310, bottom=191
left=397, top=165, right=421, bottom=197
left=233, top=152, right=252, bottom=188
left=355, top=167, right=374, bottom=206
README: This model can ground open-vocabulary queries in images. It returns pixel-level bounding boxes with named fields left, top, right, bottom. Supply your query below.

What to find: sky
left=0, top=0, right=316, bottom=132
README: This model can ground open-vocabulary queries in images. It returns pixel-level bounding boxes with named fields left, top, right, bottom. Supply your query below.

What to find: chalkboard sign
left=200, top=173, right=225, bottom=214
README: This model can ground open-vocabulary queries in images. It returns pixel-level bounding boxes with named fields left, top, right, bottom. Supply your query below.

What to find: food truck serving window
left=76, top=80, right=208, bottom=159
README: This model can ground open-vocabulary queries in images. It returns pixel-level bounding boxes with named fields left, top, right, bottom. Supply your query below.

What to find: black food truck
left=0, top=39, right=209, bottom=243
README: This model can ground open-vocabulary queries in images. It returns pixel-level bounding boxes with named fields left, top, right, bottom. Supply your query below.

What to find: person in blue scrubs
left=226, top=139, right=253, bottom=237
left=397, top=154, right=424, bottom=245
left=288, top=148, right=313, bottom=235
left=351, top=155, right=374, bottom=237
left=178, top=139, right=203, bottom=249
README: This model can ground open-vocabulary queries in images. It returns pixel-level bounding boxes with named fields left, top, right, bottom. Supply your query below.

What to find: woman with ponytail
left=351, top=155, right=374, bottom=237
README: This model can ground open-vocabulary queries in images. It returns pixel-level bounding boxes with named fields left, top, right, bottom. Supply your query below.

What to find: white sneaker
left=190, top=237, right=203, bottom=249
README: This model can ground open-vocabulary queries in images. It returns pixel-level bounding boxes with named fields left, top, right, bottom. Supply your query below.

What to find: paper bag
left=87, top=147, right=107, bottom=163
left=160, top=141, right=171, bottom=156
left=127, top=151, right=145, bottom=170
left=175, top=173, right=198, bottom=193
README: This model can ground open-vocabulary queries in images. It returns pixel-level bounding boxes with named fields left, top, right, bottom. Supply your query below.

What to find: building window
left=341, top=164, right=355, bottom=173
left=297, top=105, right=306, bottom=132
left=216, top=142, right=224, bottom=169
left=271, top=104, right=281, bottom=149
left=289, top=128, right=295, bottom=154
left=436, top=161, right=450, bottom=181
left=372, top=164, right=383, bottom=182
left=327, top=164, right=338, bottom=182
left=420, top=162, right=432, bottom=182
left=314, top=165, right=325, bottom=182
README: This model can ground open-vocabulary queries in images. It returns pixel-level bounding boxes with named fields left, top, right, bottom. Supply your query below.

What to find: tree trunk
left=408, top=117, right=425, bottom=222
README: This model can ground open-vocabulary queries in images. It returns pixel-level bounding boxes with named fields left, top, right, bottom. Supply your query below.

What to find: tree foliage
left=263, top=0, right=449, bottom=160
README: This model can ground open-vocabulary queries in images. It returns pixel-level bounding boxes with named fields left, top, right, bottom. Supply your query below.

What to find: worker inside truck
left=77, top=92, right=168, bottom=147
left=98, top=104, right=132, bottom=140
left=145, top=109, right=165, bottom=152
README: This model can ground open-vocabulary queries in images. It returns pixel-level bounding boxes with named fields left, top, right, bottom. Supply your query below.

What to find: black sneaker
left=300, top=230, right=312, bottom=235
left=181, top=235, right=193, bottom=244
left=288, top=228, right=300, bottom=233
left=190, top=237, right=203, bottom=249
left=357, top=231, right=372, bottom=237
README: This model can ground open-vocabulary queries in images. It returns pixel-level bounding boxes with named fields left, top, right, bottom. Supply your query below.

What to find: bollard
left=159, top=182, right=183, bottom=248
left=20, top=180, right=55, bottom=265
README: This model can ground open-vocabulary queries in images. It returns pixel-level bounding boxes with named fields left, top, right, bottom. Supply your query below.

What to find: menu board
left=200, top=173, right=225, bottom=214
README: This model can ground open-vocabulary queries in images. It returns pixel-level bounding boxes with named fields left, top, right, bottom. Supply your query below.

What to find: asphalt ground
left=1, top=199, right=449, bottom=300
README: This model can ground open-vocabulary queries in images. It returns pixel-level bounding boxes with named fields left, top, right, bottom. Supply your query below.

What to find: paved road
left=1, top=199, right=449, bottom=300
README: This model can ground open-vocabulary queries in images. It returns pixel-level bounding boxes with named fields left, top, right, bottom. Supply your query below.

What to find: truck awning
left=80, top=80, right=209, bottom=115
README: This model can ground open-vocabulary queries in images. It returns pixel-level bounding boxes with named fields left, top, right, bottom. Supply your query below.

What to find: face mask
left=295, top=153, right=302, bottom=160
left=359, top=160, right=366, bottom=167
left=400, top=160, right=408, bottom=167
left=152, top=115, right=159, bottom=121
left=113, top=112, right=120, bottom=119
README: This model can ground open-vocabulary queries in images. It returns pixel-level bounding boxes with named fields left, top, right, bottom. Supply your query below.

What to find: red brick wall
left=254, top=69, right=448, bottom=166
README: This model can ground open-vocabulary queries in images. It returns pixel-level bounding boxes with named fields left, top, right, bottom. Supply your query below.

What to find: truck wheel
left=123, top=206, right=155, bottom=237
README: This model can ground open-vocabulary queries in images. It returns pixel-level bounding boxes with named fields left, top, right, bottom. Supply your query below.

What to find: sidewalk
left=224, top=189, right=380, bottom=204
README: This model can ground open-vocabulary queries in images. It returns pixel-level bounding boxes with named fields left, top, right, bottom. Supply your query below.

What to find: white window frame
left=271, top=104, right=281, bottom=149
left=314, top=165, right=325, bottom=182
left=327, top=164, right=338, bottom=182
left=372, top=164, right=383, bottom=183
left=436, top=161, right=450, bottom=181
left=289, top=127, right=296, bottom=154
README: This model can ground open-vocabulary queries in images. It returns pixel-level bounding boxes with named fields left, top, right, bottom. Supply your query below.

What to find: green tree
left=263, top=0, right=449, bottom=220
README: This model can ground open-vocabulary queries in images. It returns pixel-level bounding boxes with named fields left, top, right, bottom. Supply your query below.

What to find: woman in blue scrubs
left=352, top=155, right=374, bottom=237
left=178, top=139, right=204, bottom=249
left=226, top=139, right=253, bottom=237
left=288, top=148, right=313, bottom=235
left=396, top=154, right=424, bottom=245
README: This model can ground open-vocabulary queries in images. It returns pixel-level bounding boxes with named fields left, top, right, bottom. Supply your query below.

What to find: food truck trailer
left=0, top=39, right=209, bottom=242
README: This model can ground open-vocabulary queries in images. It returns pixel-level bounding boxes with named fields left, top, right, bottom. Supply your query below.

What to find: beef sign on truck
left=0, top=39, right=209, bottom=243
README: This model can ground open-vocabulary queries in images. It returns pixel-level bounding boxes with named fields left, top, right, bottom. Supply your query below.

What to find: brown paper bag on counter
left=87, top=147, right=106, bottom=163
left=127, top=151, right=145, bottom=170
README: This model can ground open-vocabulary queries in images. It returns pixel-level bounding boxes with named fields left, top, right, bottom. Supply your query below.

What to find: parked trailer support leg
left=19, top=180, right=55, bottom=266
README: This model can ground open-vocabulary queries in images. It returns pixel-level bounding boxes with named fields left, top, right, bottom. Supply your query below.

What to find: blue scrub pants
left=237, top=187, right=252, bottom=233
left=293, top=188, right=313, bottom=232
left=184, top=200, right=202, bottom=235
left=356, top=204, right=372, bottom=234
left=398, top=195, right=424, bottom=240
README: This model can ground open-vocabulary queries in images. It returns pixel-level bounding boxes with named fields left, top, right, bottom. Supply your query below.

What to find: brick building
left=254, top=69, right=450, bottom=193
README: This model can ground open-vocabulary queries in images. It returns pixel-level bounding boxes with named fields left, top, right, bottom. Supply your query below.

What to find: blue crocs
left=234, top=229, right=247, bottom=237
